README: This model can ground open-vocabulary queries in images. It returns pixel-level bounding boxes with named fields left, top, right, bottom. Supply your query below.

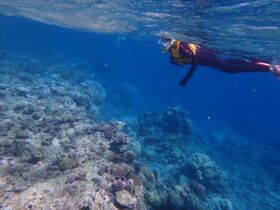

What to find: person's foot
left=270, top=65, right=280, bottom=77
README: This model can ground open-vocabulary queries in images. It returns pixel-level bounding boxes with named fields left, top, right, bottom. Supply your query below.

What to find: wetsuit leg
left=196, top=47, right=271, bottom=73
left=213, top=58, right=271, bottom=73
left=226, top=59, right=251, bottom=65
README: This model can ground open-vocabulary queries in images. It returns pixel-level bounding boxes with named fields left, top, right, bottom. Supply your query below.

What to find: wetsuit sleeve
left=179, top=59, right=197, bottom=87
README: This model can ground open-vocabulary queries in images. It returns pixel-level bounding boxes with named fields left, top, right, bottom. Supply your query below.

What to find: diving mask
left=159, top=38, right=176, bottom=53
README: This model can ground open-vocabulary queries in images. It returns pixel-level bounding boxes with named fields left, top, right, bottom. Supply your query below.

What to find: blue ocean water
left=0, top=1, right=280, bottom=210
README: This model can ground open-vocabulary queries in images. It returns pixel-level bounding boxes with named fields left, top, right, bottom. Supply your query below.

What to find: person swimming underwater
left=160, top=38, right=280, bottom=86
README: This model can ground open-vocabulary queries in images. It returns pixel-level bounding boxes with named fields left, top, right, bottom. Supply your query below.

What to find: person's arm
left=179, top=59, right=197, bottom=87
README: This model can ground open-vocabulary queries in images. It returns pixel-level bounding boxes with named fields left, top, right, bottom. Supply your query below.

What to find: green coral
left=144, top=190, right=162, bottom=207
left=57, top=155, right=78, bottom=170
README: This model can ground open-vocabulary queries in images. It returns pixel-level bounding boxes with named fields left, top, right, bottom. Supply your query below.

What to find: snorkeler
left=160, top=38, right=280, bottom=86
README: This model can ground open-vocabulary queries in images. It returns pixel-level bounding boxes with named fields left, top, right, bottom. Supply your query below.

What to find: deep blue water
left=1, top=14, right=279, bottom=147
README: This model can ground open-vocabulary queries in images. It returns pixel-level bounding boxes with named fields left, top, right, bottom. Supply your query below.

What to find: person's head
left=158, top=37, right=176, bottom=53
left=159, top=38, right=193, bottom=66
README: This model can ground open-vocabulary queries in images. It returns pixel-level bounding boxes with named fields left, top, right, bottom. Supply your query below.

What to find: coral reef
left=110, top=163, right=134, bottom=179
left=138, top=107, right=193, bottom=137
left=1, top=52, right=279, bottom=210
left=0, top=53, right=147, bottom=210
left=185, top=153, right=224, bottom=189
left=165, top=152, right=229, bottom=210
left=130, top=108, right=232, bottom=210
left=204, top=130, right=280, bottom=210
left=116, top=189, right=137, bottom=208
left=136, top=107, right=195, bottom=168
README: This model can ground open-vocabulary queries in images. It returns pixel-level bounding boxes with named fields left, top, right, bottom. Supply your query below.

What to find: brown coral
left=110, top=163, right=134, bottom=179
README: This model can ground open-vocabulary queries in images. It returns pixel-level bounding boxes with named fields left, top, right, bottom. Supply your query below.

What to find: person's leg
left=196, top=48, right=280, bottom=76
left=226, top=58, right=250, bottom=64
left=213, top=58, right=272, bottom=73
left=266, top=63, right=280, bottom=77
